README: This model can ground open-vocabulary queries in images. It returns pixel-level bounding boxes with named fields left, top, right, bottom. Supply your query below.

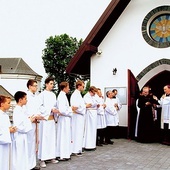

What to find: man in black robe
left=137, top=86, right=159, bottom=143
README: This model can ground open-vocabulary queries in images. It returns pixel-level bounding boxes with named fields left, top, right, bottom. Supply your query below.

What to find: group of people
left=0, top=77, right=122, bottom=170
left=135, top=85, right=170, bottom=144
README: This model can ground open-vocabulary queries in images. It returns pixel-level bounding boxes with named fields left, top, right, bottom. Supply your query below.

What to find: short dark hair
left=112, top=89, right=117, bottom=93
left=14, top=91, right=27, bottom=103
left=45, top=77, right=54, bottom=84
left=27, top=79, right=37, bottom=88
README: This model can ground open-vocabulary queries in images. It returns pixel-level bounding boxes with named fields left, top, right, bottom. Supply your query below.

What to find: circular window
left=142, top=6, right=170, bottom=48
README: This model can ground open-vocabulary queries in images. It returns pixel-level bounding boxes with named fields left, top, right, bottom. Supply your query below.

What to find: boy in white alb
left=11, top=91, right=32, bottom=170
left=70, top=80, right=87, bottom=156
left=83, top=86, right=99, bottom=150
left=56, top=81, right=76, bottom=160
left=25, top=79, right=44, bottom=170
left=38, top=77, right=59, bottom=168
left=0, top=95, right=17, bottom=170
left=96, top=88, right=106, bottom=146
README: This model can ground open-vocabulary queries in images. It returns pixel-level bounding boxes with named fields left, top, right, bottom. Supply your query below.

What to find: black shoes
left=97, top=143, right=103, bottom=146
left=102, top=142, right=108, bottom=145
left=104, top=140, right=114, bottom=145
left=107, top=141, right=114, bottom=145
left=96, top=142, right=103, bottom=146
left=31, top=167, right=41, bottom=170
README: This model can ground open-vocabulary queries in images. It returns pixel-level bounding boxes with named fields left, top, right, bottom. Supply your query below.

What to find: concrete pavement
left=43, top=139, right=170, bottom=170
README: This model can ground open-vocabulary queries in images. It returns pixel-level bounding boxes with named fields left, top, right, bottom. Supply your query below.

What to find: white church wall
left=91, top=0, right=170, bottom=126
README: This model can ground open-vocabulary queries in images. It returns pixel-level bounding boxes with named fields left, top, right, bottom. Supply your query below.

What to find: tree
left=42, top=34, right=88, bottom=94
left=82, top=80, right=90, bottom=96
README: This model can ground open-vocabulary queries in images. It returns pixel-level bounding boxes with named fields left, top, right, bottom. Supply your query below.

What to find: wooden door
left=127, top=69, right=139, bottom=139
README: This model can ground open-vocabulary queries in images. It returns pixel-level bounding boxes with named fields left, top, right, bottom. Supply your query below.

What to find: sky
left=0, top=0, right=111, bottom=80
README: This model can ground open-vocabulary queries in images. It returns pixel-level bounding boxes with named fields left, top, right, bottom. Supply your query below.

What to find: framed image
left=104, top=87, right=127, bottom=105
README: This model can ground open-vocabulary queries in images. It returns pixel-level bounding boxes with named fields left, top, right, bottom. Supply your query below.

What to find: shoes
left=31, top=167, right=41, bottom=170
left=58, top=158, right=71, bottom=161
left=97, top=143, right=103, bottom=146
left=102, top=142, right=108, bottom=145
left=40, top=161, right=46, bottom=168
left=72, top=153, right=82, bottom=157
left=51, top=159, right=59, bottom=164
left=82, top=148, right=85, bottom=153
left=107, top=141, right=114, bottom=145
left=161, top=141, right=170, bottom=146
left=84, top=148, right=96, bottom=151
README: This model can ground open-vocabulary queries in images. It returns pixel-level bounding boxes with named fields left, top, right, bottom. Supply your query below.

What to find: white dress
left=70, top=89, right=86, bottom=154
left=83, top=93, right=98, bottom=149
left=38, top=90, right=57, bottom=161
left=0, top=110, right=11, bottom=170
left=56, top=91, right=73, bottom=159
left=11, top=105, right=32, bottom=170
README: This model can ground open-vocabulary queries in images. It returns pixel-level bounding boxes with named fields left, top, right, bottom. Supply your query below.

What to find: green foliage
left=81, top=80, right=90, bottom=96
left=42, top=34, right=88, bottom=94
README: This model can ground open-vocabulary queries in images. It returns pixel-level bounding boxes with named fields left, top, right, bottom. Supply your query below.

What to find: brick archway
left=136, top=58, right=170, bottom=81
left=136, top=58, right=170, bottom=90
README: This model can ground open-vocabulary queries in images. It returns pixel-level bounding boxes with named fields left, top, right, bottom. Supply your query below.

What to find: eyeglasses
left=32, top=85, right=38, bottom=87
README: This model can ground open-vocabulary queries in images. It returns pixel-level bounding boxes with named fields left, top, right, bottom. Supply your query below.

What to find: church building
left=66, top=0, right=170, bottom=139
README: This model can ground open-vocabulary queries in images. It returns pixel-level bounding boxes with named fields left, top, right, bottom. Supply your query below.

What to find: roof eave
left=66, top=0, right=131, bottom=75
left=0, top=73, right=42, bottom=81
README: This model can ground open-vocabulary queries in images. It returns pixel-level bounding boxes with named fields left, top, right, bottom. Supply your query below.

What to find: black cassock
left=137, top=94, right=159, bottom=143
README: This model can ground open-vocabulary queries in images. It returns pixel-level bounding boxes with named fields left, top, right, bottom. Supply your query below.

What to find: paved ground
left=42, top=139, right=170, bottom=170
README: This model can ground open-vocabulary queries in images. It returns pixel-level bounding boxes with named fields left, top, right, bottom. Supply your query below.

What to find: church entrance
left=128, top=59, right=170, bottom=141
left=144, top=70, right=170, bottom=99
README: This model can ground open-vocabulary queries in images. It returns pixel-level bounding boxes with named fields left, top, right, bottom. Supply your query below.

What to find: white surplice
left=83, top=93, right=98, bottom=149
left=56, top=91, right=73, bottom=159
left=70, top=89, right=86, bottom=154
left=25, top=91, right=40, bottom=169
left=0, top=110, right=11, bottom=170
left=11, top=105, right=32, bottom=170
left=158, top=96, right=170, bottom=129
left=105, top=97, right=118, bottom=126
left=38, top=90, right=57, bottom=161
left=96, top=96, right=106, bottom=129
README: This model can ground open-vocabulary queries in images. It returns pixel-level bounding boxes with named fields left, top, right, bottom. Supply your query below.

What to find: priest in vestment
left=158, top=85, right=170, bottom=145
left=137, top=87, right=158, bottom=143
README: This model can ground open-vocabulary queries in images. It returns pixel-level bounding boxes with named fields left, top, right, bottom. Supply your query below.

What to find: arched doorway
left=137, top=58, right=170, bottom=91
left=143, top=70, right=170, bottom=99
left=128, top=59, right=170, bottom=140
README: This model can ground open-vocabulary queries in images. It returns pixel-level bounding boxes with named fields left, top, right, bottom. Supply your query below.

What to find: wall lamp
left=112, top=68, right=117, bottom=75
left=96, top=49, right=102, bottom=55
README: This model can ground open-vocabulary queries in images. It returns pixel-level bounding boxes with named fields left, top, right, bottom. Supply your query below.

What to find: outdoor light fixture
left=112, top=68, right=117, bottom=75
left=96, top=50, right=102, bottom=55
